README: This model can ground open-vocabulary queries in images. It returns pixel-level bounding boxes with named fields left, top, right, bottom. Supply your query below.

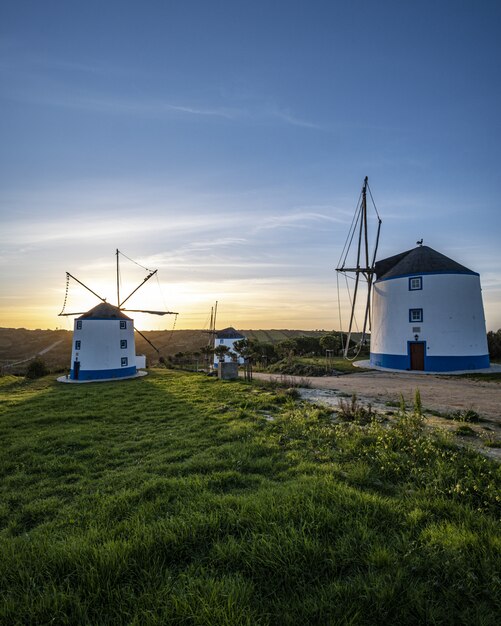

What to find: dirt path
left=3, top=340, right=63, bottom=368
left=252, top=370, right=501, bottom=421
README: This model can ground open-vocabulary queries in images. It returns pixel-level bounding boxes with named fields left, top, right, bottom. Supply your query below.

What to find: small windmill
left=336, top=177, right=382, bottom=358
left=59, top=249, right=178, bottom=381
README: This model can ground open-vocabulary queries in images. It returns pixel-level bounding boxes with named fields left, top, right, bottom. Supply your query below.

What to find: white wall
left=371, top=273, right=488, bottom=356
left=71, top=319, right=136, bottom=371
left=213, top=337, right=245, bottom=365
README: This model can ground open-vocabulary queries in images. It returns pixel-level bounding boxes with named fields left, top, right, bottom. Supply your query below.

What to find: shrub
left=25, top=358, right=49, bottom=379
left=337, top=393, right=374, bottom=424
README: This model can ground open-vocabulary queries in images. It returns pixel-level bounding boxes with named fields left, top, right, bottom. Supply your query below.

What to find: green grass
left=264, top=356, right=366, bottom=376
left=0, top=370, right=500, bottom=625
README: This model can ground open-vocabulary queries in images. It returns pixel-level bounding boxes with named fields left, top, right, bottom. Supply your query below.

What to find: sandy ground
left=251, top=370, right=501, bottom=460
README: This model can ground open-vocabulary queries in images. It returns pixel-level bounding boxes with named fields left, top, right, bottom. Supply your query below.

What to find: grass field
left=0, top=370, right=500, bottom=625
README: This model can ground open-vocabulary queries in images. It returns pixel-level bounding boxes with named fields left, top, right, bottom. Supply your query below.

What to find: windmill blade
left=119, top=270, right=157, bottom=307
left=58, top=312, right=87, bottom=317
left=122, top=309, right=179, bottom=316
left=134, top=327, right=160, bottom=354
left=67, top=273, right=107, bottom=303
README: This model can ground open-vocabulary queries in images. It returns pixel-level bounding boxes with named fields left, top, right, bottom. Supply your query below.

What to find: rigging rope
left=336, top=272, right=344, bottom=354
left=118, top=250, right=153, bottom=273
left=337, top=189, right=363, bottom=269
left=59, top=273, right=70, bottom=316
left=367, top=182, right=381, bottom=220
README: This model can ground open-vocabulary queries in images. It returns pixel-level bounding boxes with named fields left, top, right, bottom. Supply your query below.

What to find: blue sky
left=1, top=0, right=500, bottom=331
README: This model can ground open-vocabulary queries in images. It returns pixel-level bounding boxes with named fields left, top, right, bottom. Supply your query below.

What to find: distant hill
left=0, top=327, right=365, bottom=373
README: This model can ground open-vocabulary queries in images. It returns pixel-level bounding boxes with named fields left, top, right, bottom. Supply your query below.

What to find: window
left=409, top=309, right=423, bottom=323
left=219, top=339, right=224, bottom=344
left=75, top=340, right=81, bottom=350
left=76, top=321, right=82, bottom=330
left=409, top=276, right=422, bottom=291
left=121, top=357, right=128, bottom=367
left=120, top=320, right=127, bottom=329
left=120, top=339, right=127, bottom=349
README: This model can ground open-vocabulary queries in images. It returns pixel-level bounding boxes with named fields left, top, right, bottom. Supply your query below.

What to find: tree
left=214, top=344, right=230, bottom=362
left=199, top=345, right=215, bottom=370
left=320, top=334, right=341, bottom=354
left=487, top=330, right=501, bottom=359
left=233, top=339, right=252, bottom=361
left=276, top=339, right=297, bottom=359
left=294, top=335, right=322, bottom=356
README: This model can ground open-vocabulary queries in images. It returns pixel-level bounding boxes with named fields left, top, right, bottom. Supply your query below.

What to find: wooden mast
left=336, top=177, right=381, bottom=358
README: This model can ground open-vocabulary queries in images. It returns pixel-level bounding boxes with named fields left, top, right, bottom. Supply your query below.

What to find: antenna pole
left=116, top=249, right=120, bottom=307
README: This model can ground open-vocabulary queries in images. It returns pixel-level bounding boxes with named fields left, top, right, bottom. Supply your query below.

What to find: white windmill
left=58, top=250, right=178, bottom=382
left=336, top=178, right=489, bottom=372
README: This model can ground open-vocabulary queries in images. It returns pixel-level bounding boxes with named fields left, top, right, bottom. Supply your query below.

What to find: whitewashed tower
left=370, top=245, right=489, bottom=371
left=59, top=249, right=178, bottom=382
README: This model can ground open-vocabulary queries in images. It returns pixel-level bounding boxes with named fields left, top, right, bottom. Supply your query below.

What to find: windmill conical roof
left=78, top=302, right=132, bottom=320
left=375, top=246, right=476, bottom=281
left=215, top=327, right=245, bottom=339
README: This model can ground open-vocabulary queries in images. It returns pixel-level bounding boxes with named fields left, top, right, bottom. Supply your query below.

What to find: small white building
left=213, top=327, right=246, bottom=366
left=70, top=302, right=144, bottom=381
left=370, top=245, right=489, bottom=372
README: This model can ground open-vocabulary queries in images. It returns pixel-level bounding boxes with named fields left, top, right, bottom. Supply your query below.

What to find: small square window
left=409, top=309, right=423, bottom=323
left=121, top=357, right=128, bottom=367
left=219, top=339, right=224, bottom=344
left=120, top=320, right=127, bottom=329
left=76, top=320, right=82, bottom=330
left=409, top=276, right=422, bottom=291
left=120, top=339, right=127, bottom=349
left=75, top=340, right=81, bottom=350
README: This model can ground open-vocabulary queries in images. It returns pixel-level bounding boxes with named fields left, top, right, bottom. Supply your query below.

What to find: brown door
left=410, top=343, right=425, bottom=371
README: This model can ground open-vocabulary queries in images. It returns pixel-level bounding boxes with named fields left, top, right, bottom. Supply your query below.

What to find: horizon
left=1, top=1, right=500, bottom=332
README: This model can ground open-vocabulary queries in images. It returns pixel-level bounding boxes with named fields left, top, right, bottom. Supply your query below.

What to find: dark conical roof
left=215, top=327, right=245, bottom=339
left=375, top=246, right=476, bottom=281
left=78, top=302, right=132, bottom=320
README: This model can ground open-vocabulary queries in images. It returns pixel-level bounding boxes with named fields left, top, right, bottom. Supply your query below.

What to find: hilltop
left=0, top=327, right=362, bottom=372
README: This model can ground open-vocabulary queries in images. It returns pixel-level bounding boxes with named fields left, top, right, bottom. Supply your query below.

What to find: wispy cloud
left=255, top=211, right=348, bottom=231
left=1, top=50, right=321, bottom=129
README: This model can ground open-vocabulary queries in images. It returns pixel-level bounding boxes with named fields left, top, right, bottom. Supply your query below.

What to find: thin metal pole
left=116, top=249, right=120, bottom=307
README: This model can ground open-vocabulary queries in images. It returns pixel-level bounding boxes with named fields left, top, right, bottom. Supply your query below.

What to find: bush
left=487, top=329, right=501, bottom=358
left=25, top=358, right=49, bottom=379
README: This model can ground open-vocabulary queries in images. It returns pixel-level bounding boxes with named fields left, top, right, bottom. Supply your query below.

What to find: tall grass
left=0, top=371, right=499, bottom=625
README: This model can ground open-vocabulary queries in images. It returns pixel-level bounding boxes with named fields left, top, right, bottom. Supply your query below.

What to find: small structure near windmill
left=58, top=250, right=177, bottom=382
left=213, top=327, right=246, bottom=368
left=370, top=246, right=489, bottom=372
left=336, top=177, right=489, bottom=372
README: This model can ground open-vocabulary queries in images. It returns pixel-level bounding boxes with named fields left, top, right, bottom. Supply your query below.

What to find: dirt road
left=252, top=370, right=501, bottom=421
left=3, top=340, right=63, bottom=368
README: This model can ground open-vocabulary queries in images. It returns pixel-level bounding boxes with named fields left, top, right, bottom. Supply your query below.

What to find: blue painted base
left=70, top=365, right=137, bottom=381
left=370, top=352, right=490, bottom=372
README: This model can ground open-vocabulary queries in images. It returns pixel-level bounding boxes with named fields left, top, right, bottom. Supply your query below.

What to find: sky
left=1, top=0, right=500, bottom=333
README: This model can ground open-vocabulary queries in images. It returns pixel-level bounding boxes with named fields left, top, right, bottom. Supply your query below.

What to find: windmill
left=58, top=249, right=178, bottom=381
left=336, top=177, right=382, bottom=358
